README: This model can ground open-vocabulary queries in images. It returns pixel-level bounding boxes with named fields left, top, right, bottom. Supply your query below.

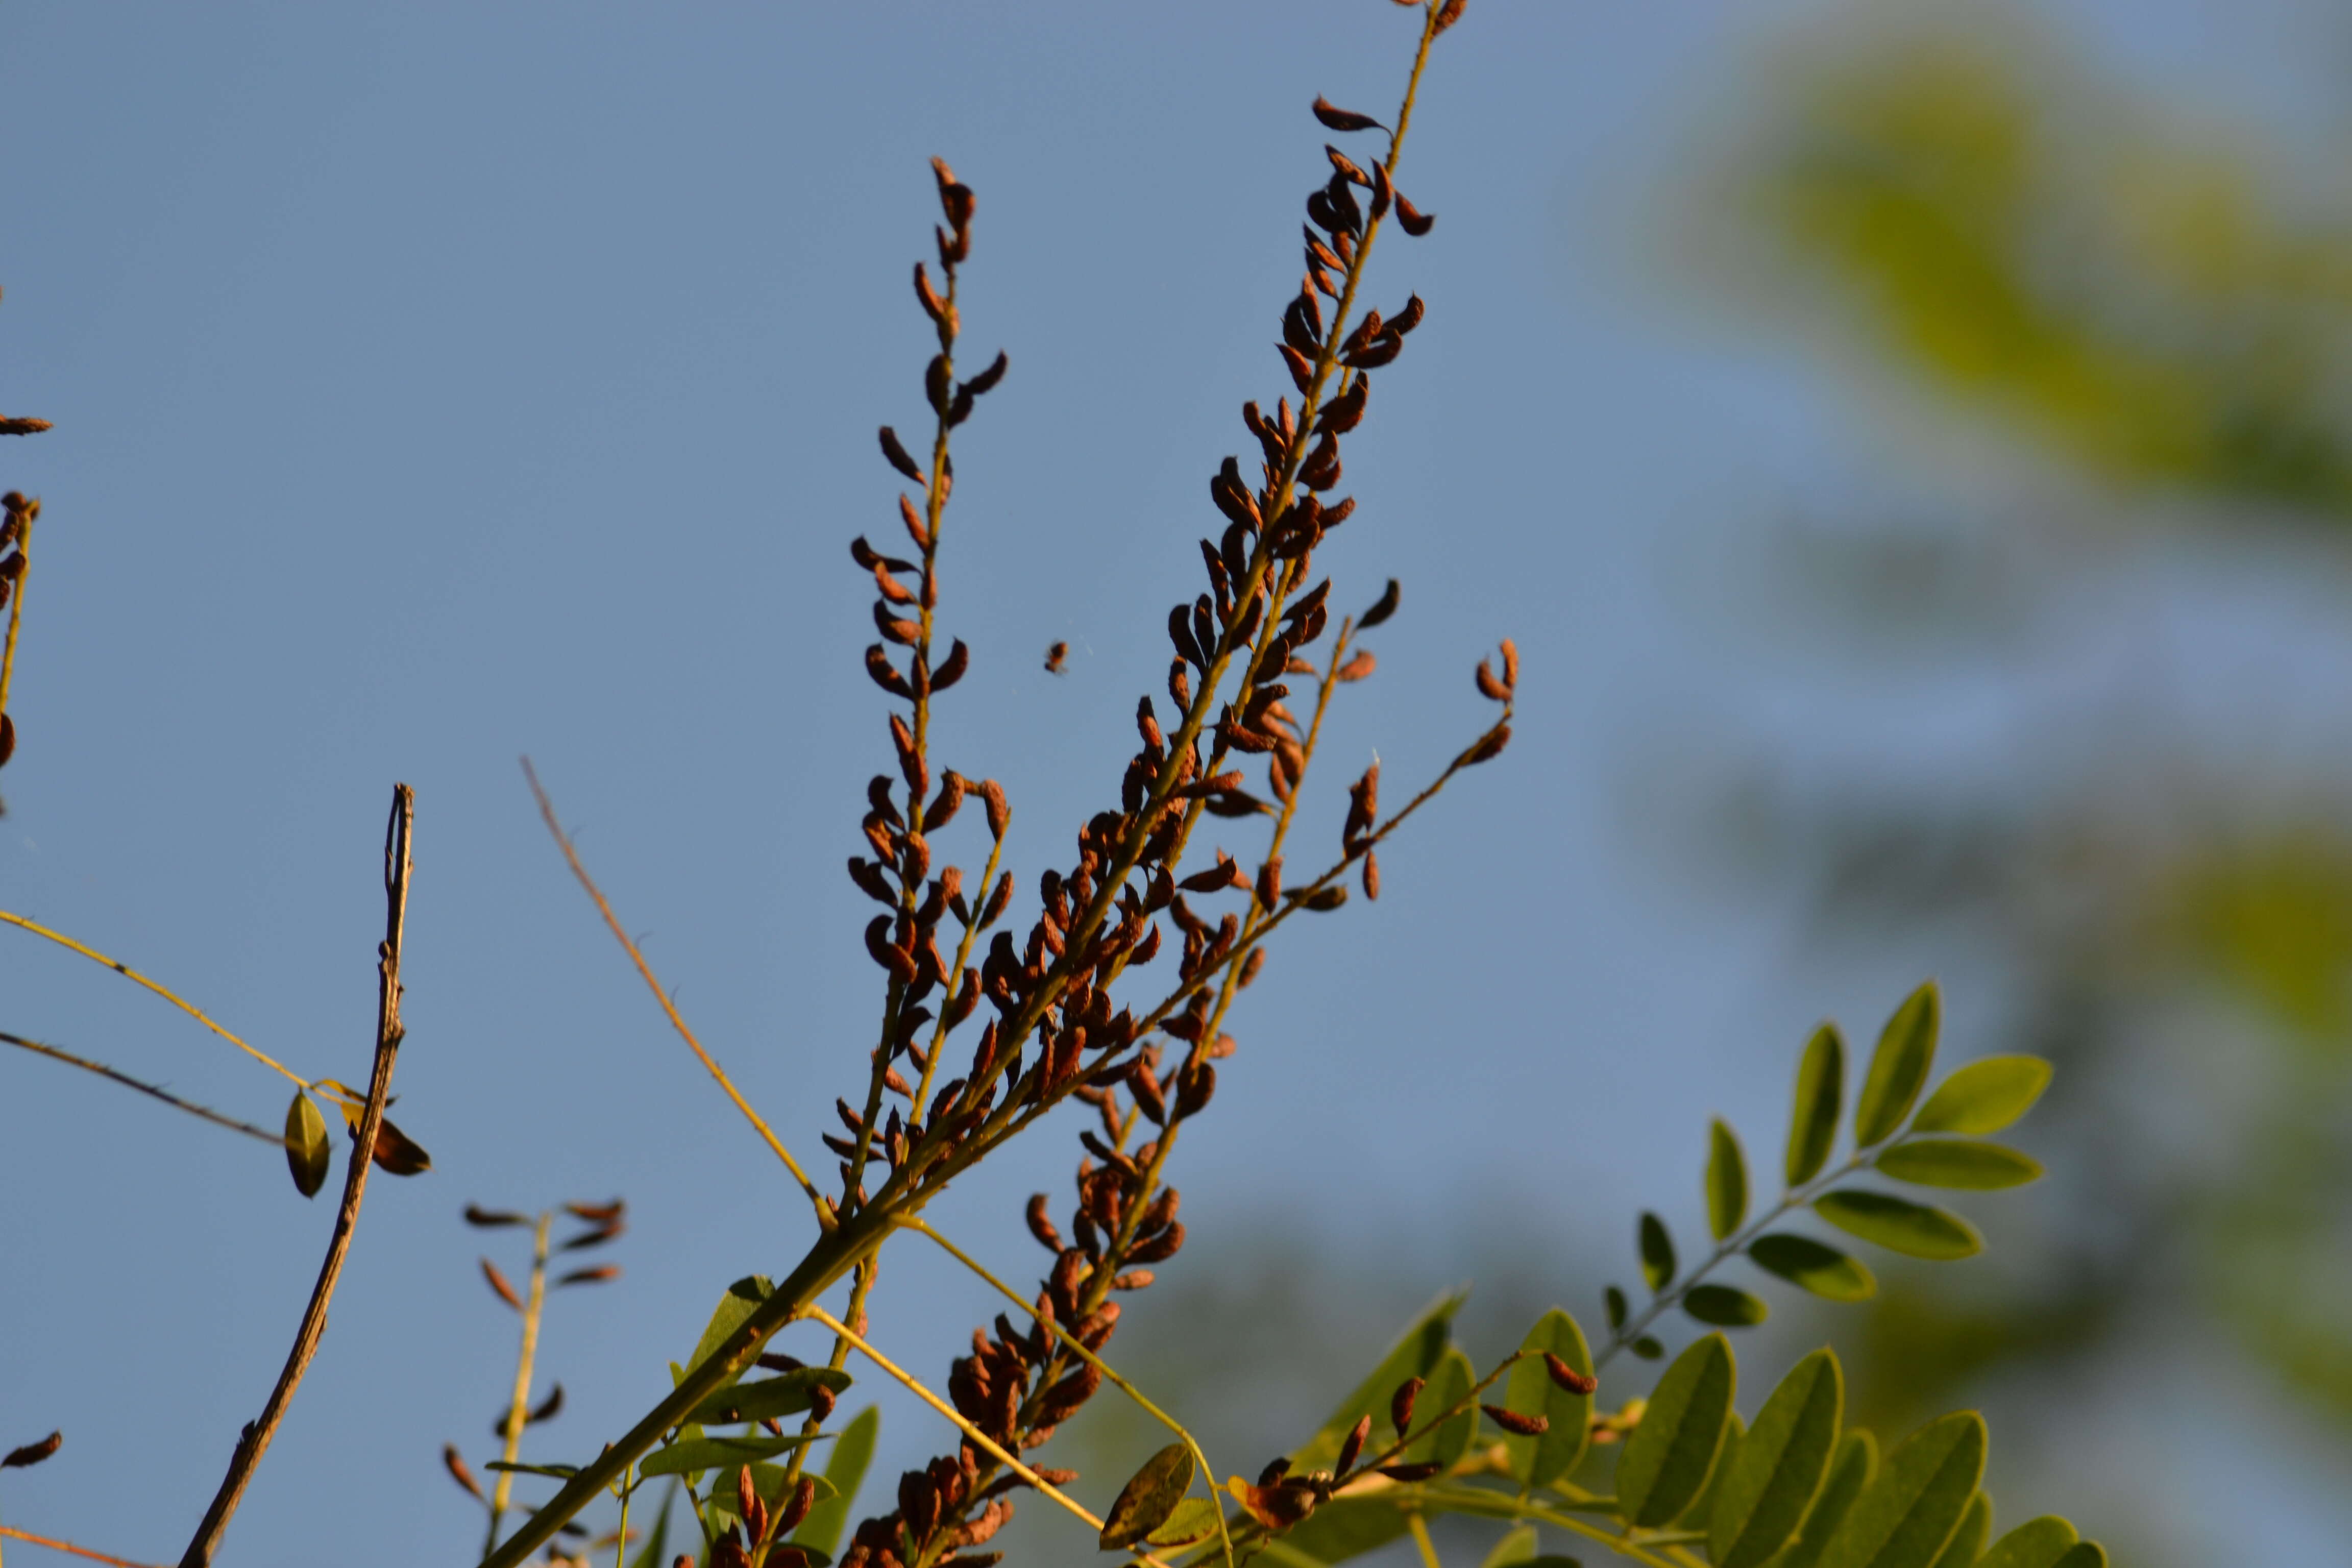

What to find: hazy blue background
left=5, top=4, right=2349, bottom=1564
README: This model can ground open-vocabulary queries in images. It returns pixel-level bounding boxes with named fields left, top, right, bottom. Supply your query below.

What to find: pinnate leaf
left=1817, top=1411, right=1985, bottom=1568
left=1615, top=1332, right=1735, bottom=1528
left=1707, top=1347, right=1843, bottom=1568
left=1815, top=1192, right=1982, bottom=1260
left=1875, top=1139, right=2042, bottom=1190
left=1787, top=1023, right=1846, bottom=1186
left=1749, top=1234, right=1876, bottom=1302
left=1911, top=1056, right=2050, bottom=1136
left=1707, top=1118, right=1749, bottom=1240
left=1854, top=983, right=1940, bottom=1147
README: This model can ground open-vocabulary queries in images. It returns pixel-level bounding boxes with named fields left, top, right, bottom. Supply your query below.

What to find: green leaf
left=625, top=1485, right=675, bottom=1568
left=1818, top=1411, right=1986, bottom=1568
left=1403, top=1346, right=1479, bottom=1468
left=1480, top=1525, right=1538, bottom=1568
left=1630, top=1336, right=1663, bottom=1360
left=1639, top=1212, right=1677, bottom=1294
left=1707, top=1346, right=1844, bottom=1568
left=1100, top=1442, right=1196, bottom=1551
left=1684, top=1285, right=1769, bottom=1327
left=1928, top=1492, right=1991, bottom=1568
left=1787, top=1023, right=1846, bottom=1186
left=1911, top=1056, right=2051, bottom=1136
left=284, top=1091, right=331, bottom=1198
left=1775, top=1431, right=1877, bottom=1568
left=1875, top=1140, right=2042, bottom=1190
left=1815, top=1192, right=1982, bottom=1260
left=1854, top=983, right=1940, bottom=1147
left=485, top=1460, right=581, bottom=1479
left=1975, top=1517, right=2080, bottom=1568
left=793, top=1404, right=878, bottom=1559
left=1748, top=1234, right=1877, bottom=1302
left=1678, top=1413, right=1743, bottom=1529
left=685, top=1367, right=854, bottom=1426
left=638, top=1434, right=831, bottom=1479
left=1615, top=1332, right=1735, bottom=1528
left=1499, top=1309, right=1594, bottom=1488
left=1603, top=1287, right=1628, bottom=1332
left=1707, top=1118, right=1750, bottom=1241
left=1146, top=1498, right=1225, bottom=1550
left=685, top=1276, right=774, bottom=1389
left=2049, top=1546, right=2108, bottom=1568
left=1293, top=1289, right=1465, bottom=1470
left=1279, top=1496, right=1410, bottom=1564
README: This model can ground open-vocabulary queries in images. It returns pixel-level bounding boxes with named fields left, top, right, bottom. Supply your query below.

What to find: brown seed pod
left=1025, top=1193, right=1063, bottom=1253
left=981, top=870, right=1015, bottom=927
left=2, top=1432, right=61, bottom=1470
left=977, top=778, right=1010, bottom=840
left=1543, top=1351, right=1599, bottom=1395
left=809, top=1383, right=838, bottom=1422
left=1394, top=194, right=1435, bottom=236
left=1390, top=1376, right=1424, bottom=1436
left=914, top=263, right=949, bottom=325
left=464, top=1204, right=530, bottom=1228
left=1391, top=293, right=1427, bottom=335
left=879, top=426, right=926, bottom=484
left=925, top=772, right=966, bottom=831
left=1462, top=724, right=1511, bottom=765
left=1499, top=638, right=1518, bottom=690
left=1362, top=850, right=1381, bottom=901
left=932, top=638, right=971, bottom=693
left=1369, top=160, right=1393, bottom=222
left=1276, top=342, right=1315, bottom=395
left=1433, top=0, right=1468, bottom=35
left=1336, top=1413, right=1373, bottom=1475
left=780, top=1475, right=818, bottom=1535
left=1044, top=641, right=1069, bottom=675
left=965, top=351, right=1010, bottom=398
left=1255, top=855, right=1283, bottom=910
left=1125, top=1221, right=1184, bottom=1264
left=738, top=1464, right=766, bottom=1540
left=1110, top=1269, right=1155, bottom=1290
left=442, top=1442, right=483, bottom=1500
left=1312, top=95, right=1385, bottom=134
left=1475, top=659, right=1509, bottom=702
left=1377, top=1461, right=1442, bottom=1484
left=558, top=1264, right=621, bottom=1287
left=1482, top=1405, right=1547, bottom=1436
left=1334, top=650, right=1376, bottom=682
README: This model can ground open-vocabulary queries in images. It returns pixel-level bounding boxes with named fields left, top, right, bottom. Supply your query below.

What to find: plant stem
left=0, top=499, right=33, bottom=730
left=0, top=1030, right=280, bottom=1145
left=0, top=1525, right=163, bottom=1568
left=0, top=912, right=311, bottom=1089
left=1406, top=1513, right=1443, bottom=1568
left=178, top=783, right=415, bottom=1568
left=486, top=1211, right=553, bottom=1553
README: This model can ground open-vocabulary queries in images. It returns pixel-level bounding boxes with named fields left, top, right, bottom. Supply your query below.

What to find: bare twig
left=0, top=1524, right=165, bottom=1568
left=178, top=783, right=416, bottom=1568
left=0, top=1031, right=280, bottom=1145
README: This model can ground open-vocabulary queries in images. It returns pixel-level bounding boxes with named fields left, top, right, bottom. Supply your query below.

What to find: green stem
left=1406, top=1514, right=1442, bottom=1568
left=486, top=1213, right=553, bottom=1553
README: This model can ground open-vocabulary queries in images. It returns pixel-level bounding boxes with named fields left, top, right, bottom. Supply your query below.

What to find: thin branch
left=178, top=782, right=416, bottom=1568
left=0, top=1525, right=165, bottom=1568
left=0, top=1031, right=279, bottom=1145
left=521, top=758, right=829, bottom=1221
left=801, top=1306, right=1183, bottom=1568
left=486, top=1213, right=553, bottom=1553
left=0, top=912, right=310, bottom=1089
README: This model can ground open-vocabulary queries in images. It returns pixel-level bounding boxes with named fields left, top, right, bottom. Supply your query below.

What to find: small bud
left=1390, top=1376, right=1424, bottom=1436
left=1483, top=1405, right=1548, bottom=1436
left=442, top=1443, right=483, bottom=1500
left=1544, top=1351, right=1598, bottom=1395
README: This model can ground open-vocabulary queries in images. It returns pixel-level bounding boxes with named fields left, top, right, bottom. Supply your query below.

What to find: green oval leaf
left=1295, top=1289, right=1465, bottom=1469
left=1415, top=1346, right=1479, bottom=1468
left=640, top=1434, right=835, bottom=1479
left=1500, top=1308, right=1594, bottom=1487
left=1776, top=1430, right=1878, bottom=1568
left=685, top=1367, right=853, bottom=1427
left=1684, top=1285, right=1770, bottom=1328
left=1786, top=1023, right=1846, bottom=1187
left=1679, top=1413, right=1744, bottom=1530
left=1975, top=1516, right=2080, bottom=1568
left=1146, top=1498, right=1224, bottom=1550
left=1616, top=1332, right=1736, bottom=1528
left=1818, top=1411, right=1986, bottom=1568
left=792, top=1404, right=878, bottom=1559
left=1100, top=1442, right=1195, bottom=1550
left=1928, top=1492, right=1991, bottom=1568
left=1854, top=983, right=1940, bottom=1148
left=284, top=1091, right=331, bottom=1198
left=684, top=1277, right=775, bottom=1390
left=1910, top=1056, right=2051, bottom=1136
left=1480, top=1525, right=1538, bottom=1568
left=2049, top=1545, right=2107, bottom=1568
left=1815, top=1192, right=1982, bottom=1260
left=1749, top=1234, right=1877, bottom=1302
left=1603, top=1286, right=1628, bottom=1332
left=1708, top=1346, right=1844, bottom=1568
left=1876, top=1140, right=2042, bottom=1190
left=1707, top=1118, right=1750, bottom=1241
left=1639, top=1212, right=1677, bottom=1294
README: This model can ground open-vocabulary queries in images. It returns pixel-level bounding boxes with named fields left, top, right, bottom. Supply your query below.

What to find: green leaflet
left=638, top=1434, right=833, bottom=1479
left=1480, top=1525, right=1538, bottom=1568
left=1975, top=1516, right=2080, bottom=1568
left=1854, top=983, right=1940, bottom=1148
left=1614, top=1332, right=1734, bottom=1528
left=1875, top=1140, right=2043, bottom=1190
left=1269, top=1496, right=1411, bottom=1565
left=1407, top=1346, right=1479, bottom=1469
left=1928, top=1492, right=1991, bottom=1568
left=1817, top=1412, right=1985, bottom=1568
left=1603, top=1286, right=1628, bottom=1333
left=1910, top=1056, right=2051, bottom=1136
left=1815, top=1191, right=1982, bottom=1260
left=684, top=1276, right=775, bottom=1390
left=1147, top=1498, right=1225, bottom=1549
left=1748, top=1234, right=1876, bottom=1302
left=684, top=1367, right=853, bottom=1426
left=284, top=1091, right=331, bottom=1198
left=1677, top=1413, right=1744, bottom=1530
left=793, top=1404, right=878, bottom=1559
left=1684, top=1285, right=1769, bottom=1327
left=1293, top=1289, right=1464, bottom=1470
left=1101, top=1442, right=1195, bottom=1550
left=1707, top=1117, right=1750, bottom=1240
left=2049, top=1545, right=2108, bottom=1568
left=1639, top=1212, right=1676, bottom=1294
left=485, top=1461, right=579, bottom=1479
left=1499, top=1309, right=1594, bottom=1487
left=624, top=1485, right=674, bottom=1568
left=1775, top=1430, right=1877, bottom=1568
left=1786, top=1023, right=1846, bottom=1187
left=1707, top=1346, right=1843, bottom=1568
